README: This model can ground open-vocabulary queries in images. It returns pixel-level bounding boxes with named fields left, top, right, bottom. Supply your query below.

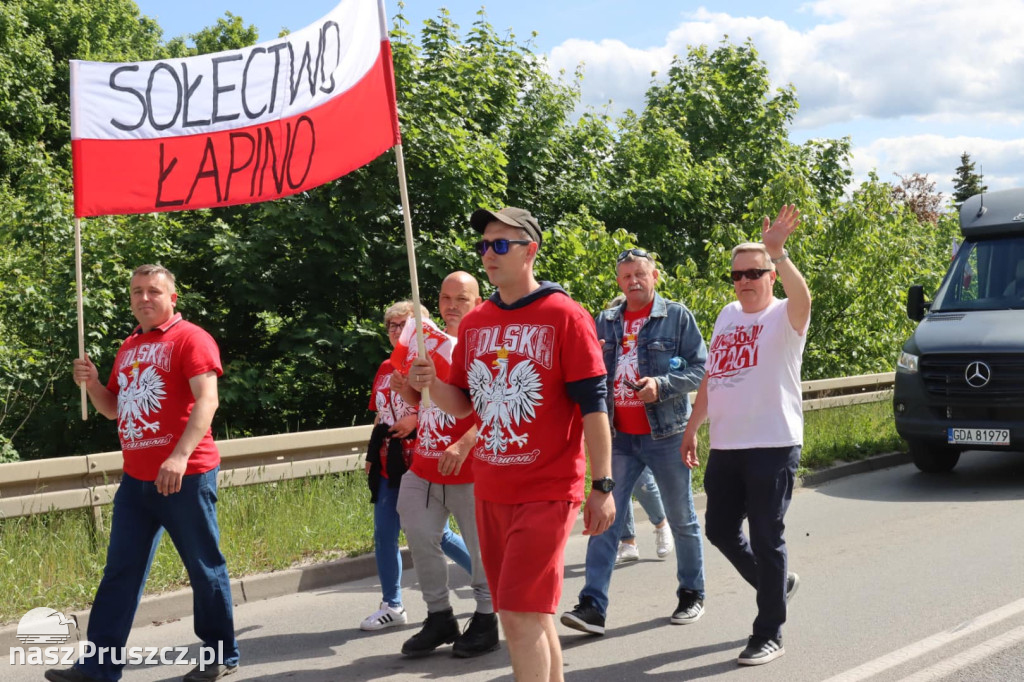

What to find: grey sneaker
left=786, top=572, right=800, bottom=603
left=670, top=589, right=704, bottom=624
left=737, top=635, right=785, bottom=666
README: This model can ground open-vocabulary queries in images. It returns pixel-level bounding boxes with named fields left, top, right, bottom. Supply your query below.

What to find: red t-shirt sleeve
left=561, top=302, right=605, bottom=383
left=448, top=319, right=471, bottom=390
left=180, top=328, right=223, bottom=380
left=369, top=360, right=392, bottom=412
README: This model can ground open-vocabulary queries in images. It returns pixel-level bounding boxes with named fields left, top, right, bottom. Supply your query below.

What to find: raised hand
left=762, top=204, right=800, bottom=256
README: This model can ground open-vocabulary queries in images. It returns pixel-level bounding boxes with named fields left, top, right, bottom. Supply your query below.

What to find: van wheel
left=909, top=440, right=960, bottom=473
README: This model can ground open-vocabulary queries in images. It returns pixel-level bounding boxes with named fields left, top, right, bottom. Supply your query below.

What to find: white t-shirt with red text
left=706, top=298, right=808, bottom=449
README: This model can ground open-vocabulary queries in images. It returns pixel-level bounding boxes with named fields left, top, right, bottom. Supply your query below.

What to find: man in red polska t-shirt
left=58, top=264, right=238, bottom=682
left=409, top=207, right=614, bottom=682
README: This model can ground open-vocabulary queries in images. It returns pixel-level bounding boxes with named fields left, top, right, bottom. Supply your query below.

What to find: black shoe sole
left=559, top=612, right=605, bottom=635
left=401, top=638, right=456, bottom=658
left=452, top=641, right=500, bottom=658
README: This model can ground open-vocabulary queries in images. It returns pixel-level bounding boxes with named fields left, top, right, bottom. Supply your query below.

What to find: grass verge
left=0, top=397, right=900, bottom=625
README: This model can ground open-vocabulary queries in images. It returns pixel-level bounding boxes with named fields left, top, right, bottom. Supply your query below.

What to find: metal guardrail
left=0, top=373, right=893, bottom=520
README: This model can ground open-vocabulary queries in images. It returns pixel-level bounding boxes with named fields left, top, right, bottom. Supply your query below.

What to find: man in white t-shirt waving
left=681, top=204, right=810, bottom=667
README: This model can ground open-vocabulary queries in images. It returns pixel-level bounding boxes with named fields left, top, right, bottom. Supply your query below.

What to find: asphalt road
left=6, top=451, right=1024, bottom=681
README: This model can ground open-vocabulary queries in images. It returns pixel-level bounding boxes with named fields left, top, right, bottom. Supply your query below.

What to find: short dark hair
left=131, top=264, right=176, bottom=293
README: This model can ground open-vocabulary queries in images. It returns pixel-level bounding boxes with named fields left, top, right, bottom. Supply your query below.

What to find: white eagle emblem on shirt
left=418, top=404, right=456, bottom=451
left=467, top=347, right=542, bottom=454
left=614, top=332, right=641, bottom=400
left=117, top=361, right=166, bottom=441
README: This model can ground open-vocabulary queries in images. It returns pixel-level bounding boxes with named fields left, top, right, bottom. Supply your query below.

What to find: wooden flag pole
left=393, top=142, right=430, bottom=406
left=74, top=217, right=88, bottom=420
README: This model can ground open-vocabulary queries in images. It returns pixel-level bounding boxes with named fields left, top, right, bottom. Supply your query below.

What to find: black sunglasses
left=475, top=238, right=531, bottom=255
left=617, top=248, right=653, bottom=263
left=730, top=268, right=772, bottom=282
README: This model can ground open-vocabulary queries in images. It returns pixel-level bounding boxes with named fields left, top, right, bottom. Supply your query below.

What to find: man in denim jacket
left=561, top=248, right=708, bottom=635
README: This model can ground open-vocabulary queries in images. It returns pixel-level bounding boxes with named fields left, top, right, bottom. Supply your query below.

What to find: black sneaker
left=670, top=589, right=704, bottom=624
left=44, top=669, right=103, bottom=682
left=786, top=572, right=800, bottom=603
left=560, top=598, right=605, bottom=635
left=401, top=608, right=459, bottom=657
left=452, top=611, right=500, bottom=658
left=183, top=663, right=239, bottom=681
left=737, top=635, right=785, bottom=666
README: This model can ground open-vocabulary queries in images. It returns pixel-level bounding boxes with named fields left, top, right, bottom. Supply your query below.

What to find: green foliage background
left=0, top=1, right=957, bottom=461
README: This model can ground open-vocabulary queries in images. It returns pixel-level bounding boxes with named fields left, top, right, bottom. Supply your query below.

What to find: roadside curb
left=1, top=451, right=907, bottom=640
left=799, top=450, right=911, bottom=487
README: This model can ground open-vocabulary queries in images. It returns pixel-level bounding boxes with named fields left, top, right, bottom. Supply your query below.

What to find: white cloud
left=547, top=1, right=1024, bottom=192
left=551, top=2, right=1024, bottom=126
left=851, top=135, right=1024, bottom=196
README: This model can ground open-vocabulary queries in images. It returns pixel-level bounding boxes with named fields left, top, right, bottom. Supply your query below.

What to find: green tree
left=952, top=152, right=987, bottom=206
left=189, top=12, right=259, bottom=55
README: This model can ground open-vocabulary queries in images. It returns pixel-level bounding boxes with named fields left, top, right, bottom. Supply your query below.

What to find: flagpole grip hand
left=409, top=356, right=437, bottom=407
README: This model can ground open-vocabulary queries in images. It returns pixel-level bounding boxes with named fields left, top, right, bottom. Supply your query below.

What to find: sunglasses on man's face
left=475, top=238, right=531, bottom=255
left=617, top=248, right=653, bottom=263
left=730, top=268, right=772, bottom=282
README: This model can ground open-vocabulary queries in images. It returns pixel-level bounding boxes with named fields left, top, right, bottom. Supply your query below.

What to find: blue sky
left=133, top=0, right=1024, bottom=197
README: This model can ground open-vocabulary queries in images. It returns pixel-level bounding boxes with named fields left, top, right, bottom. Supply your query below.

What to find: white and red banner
left=70, top=0, right=400, bottom=217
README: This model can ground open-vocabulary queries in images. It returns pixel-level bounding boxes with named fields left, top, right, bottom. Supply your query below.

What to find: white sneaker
left=654, top=524, right=674, bottom=558
left=615, top=542, right=640, bottom=564
left=360, top=601, right=408, bottom=631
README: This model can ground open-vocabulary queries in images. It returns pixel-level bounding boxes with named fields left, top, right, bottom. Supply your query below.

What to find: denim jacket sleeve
left=651, top=302, right=707, bottom=403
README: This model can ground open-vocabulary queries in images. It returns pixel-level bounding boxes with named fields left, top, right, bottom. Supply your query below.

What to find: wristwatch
left=592, top=477, right=616, bottom=493
left=770, top=250, right=789, bottom=264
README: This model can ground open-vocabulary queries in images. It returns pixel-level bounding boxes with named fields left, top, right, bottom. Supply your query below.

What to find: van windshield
left=932, top=235, right=1024, bottom=311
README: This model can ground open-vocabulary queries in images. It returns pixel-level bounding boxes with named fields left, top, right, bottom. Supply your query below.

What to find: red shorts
left=475, top=498, right=580, bottom=614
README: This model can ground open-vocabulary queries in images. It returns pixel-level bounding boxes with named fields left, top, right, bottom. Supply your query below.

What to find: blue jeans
left=375, top=482, right=471, bottom=607
left=704, top=446, right=800, bottom=640
left=77, top=469, right=238, bottom=681
left=620, top=466, right=666, bottom=541
left=580, top=431, right=705, bottom=615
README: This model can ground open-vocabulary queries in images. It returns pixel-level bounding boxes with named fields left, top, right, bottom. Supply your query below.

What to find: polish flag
left=390, top=317, right=454, bottom=381
left=69, top=0, right=399, bottom=217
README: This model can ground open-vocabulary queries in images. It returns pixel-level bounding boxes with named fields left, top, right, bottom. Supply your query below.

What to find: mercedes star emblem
left=964, top=360, right=992, bottom=388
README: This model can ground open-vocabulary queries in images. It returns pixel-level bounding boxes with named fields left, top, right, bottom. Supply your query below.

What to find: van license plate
left=947, top=428, right=1010, bottom=446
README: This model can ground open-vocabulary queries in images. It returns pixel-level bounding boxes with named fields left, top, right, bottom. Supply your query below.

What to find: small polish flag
left=390, top=317, right=453, bottom=380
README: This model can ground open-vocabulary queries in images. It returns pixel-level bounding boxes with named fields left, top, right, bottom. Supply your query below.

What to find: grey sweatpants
left=397, top=470, right=493, bottom=614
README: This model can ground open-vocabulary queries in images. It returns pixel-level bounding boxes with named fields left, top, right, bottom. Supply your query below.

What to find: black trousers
left=704, top=445, right=800, bottom=640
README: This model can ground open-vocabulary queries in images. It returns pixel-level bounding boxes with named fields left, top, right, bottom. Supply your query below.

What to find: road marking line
left=821, top=596, right=1024, bottom=682
left=895, top=625, right=1024, bottom=681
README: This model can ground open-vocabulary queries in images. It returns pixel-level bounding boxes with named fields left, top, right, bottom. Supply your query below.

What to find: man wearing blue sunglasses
left=407, top=206, right=614, bottom=682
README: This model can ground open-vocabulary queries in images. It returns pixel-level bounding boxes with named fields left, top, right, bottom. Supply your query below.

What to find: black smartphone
left=623, top=378, right=642, bottom=391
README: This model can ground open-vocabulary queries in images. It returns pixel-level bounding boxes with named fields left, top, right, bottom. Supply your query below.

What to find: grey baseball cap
left=469, top=207, right=542, bottom=245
